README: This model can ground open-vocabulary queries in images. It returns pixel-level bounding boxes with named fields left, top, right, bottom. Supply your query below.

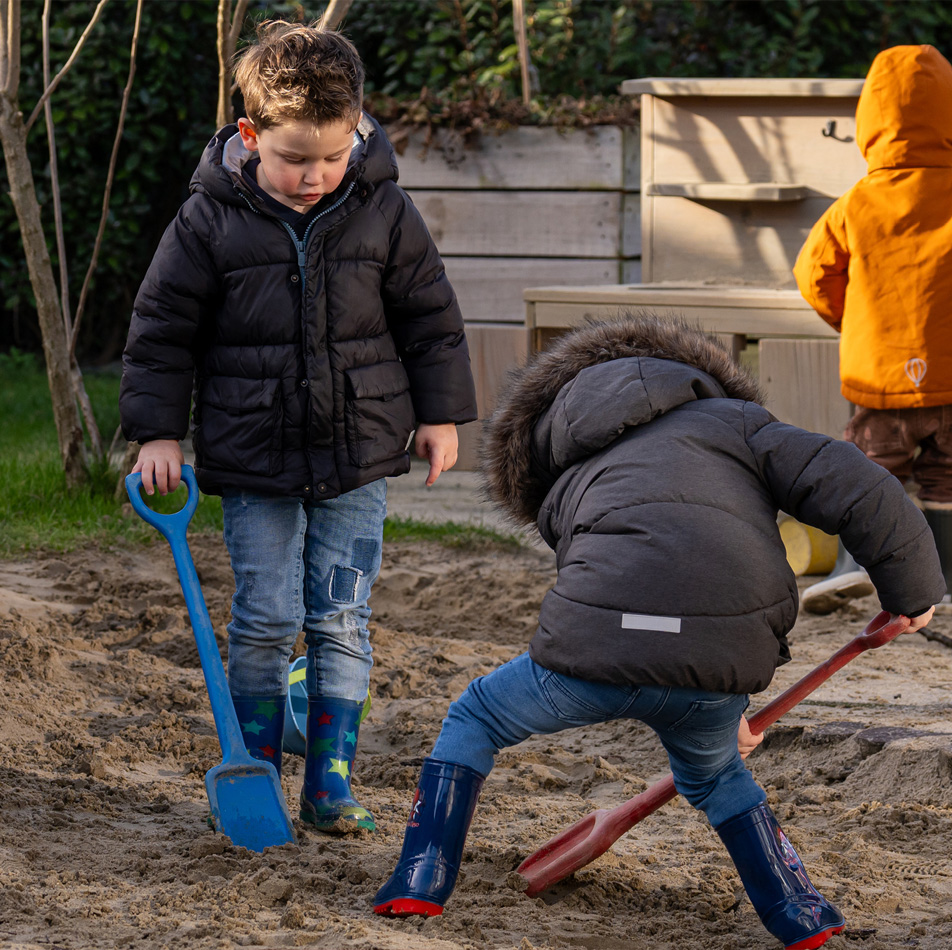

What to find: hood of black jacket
left=481, top=312, right=765, bottom=526
left=188, top=112, right=398, bottom=210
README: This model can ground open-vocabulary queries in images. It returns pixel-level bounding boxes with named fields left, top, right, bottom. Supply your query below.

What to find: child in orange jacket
left=794, top=44, right=952, bottom=614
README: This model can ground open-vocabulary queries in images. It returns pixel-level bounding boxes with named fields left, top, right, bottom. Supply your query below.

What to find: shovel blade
left=206, top=760, right=295, bottom=852
left=518, top=776, right=678, bottom=896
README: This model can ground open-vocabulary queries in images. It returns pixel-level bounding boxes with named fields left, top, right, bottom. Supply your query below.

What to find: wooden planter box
left=395, top=125, right=641, bottom=468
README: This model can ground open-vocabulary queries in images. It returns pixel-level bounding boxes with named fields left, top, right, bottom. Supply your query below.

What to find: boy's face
left=237, top=116, right=358, bottom=213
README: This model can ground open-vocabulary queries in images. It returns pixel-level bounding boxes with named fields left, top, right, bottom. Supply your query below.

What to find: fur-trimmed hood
left=481, top=312, right=765, bottom=526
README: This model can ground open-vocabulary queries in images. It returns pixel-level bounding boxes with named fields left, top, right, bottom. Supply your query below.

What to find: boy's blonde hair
left=234, top=21, right=364, bottom=130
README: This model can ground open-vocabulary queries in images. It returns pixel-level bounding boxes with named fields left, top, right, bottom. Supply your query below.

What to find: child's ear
left=237, top=118, right=259, bottom=152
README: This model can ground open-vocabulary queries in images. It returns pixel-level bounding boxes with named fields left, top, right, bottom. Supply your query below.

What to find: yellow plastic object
left=779, top=517, right=838, bottom=576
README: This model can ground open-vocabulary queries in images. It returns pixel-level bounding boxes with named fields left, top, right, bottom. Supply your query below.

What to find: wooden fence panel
left=408, top=190, right=641, bottom=258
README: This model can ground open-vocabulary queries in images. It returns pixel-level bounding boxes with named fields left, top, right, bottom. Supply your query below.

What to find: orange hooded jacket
left=793, top=44, right=952, bottom=409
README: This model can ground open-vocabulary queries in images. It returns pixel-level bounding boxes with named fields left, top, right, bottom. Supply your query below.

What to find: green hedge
left=3, top=0, right=952, bottom=366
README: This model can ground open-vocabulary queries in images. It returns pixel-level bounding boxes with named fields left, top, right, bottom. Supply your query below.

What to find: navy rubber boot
left=231, top=694, right=286, bottom=778
left=300, top=697, right=375, bottom=833
left=715, top=802, right=845, bottom=950
left=374, top=758, right=485, bottom=918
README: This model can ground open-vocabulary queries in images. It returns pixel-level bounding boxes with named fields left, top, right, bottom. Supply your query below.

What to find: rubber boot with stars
left=300, top=696, right=375, bottom=833
left=231, top=695, right=286, bottom=778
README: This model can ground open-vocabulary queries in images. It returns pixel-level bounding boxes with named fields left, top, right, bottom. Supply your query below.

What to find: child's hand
left=738, top=715, right=763, bottom=760
left=901, top=607, right=936, bottom=633
left=132, top=439, right=185, bottom=496
left=414, top=423, right=459, bottom=487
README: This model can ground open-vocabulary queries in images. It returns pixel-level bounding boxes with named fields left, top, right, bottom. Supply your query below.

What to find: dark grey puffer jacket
left=482, top=313, right=943, bottom=694
left=120, top=114, right=476, bottom=498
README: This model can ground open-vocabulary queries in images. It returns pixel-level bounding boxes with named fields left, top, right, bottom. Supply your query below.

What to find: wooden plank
left=620, top=259, right=642, bottom=284
left=758, top=339, right=851, bottom=438
left=526, top=299, right=834, bottom=339
left=642, top=97, right=865, bottom=198
left=528, top=327, right=746, bottom=364
left=444, top=258, right=625, bottom=325
left=395, top=125, right=640, bottom=191
left=409, top=190, right=641, bottom=258
left=646, top=182, right=808, bottom=201
left=713, top=333, right=747, bottom=364
left=522, top=285, right=835, bottom=341
left=646, top=194, right=839, bottom=286
left=456, top=323, right=529, bottom=471
left=623, top=78, right=864, bottom=97
left=640, top=91, right=658, bottom=282
left=524, top=283, right=820, bottom=310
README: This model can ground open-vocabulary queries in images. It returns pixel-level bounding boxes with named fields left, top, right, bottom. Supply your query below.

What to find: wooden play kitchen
left=524, top=76, right=867, bottom=441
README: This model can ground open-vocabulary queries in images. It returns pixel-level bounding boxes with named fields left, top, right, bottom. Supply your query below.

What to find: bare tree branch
left=0, top=93, right=88, bottom=485
left=228, top=0, right=248, bottom=50
left=216, top=0, right=229, bottom=128
left=513, top=0, right=531, bottom=106
left=25, top=0, right=109, bottom=135
left=2, top=0, right=22, bottom=101
left=216, top=0, right=249, bottom=128
left=42, top=0, right=71, bottom=337
left=71, top=0, right=143, bottom=374
left=318, top=0, right=354, bottom=32
left=0, top=2, right=5, bottom=95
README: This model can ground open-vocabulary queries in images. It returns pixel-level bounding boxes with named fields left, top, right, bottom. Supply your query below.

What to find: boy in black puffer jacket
left=374, top=313, right=941, bottom=950
left=120, top=22, right=476, bottom=836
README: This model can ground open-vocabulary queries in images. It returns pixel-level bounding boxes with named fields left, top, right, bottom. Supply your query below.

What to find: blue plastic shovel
left=126, top=464, right=295, bottom=852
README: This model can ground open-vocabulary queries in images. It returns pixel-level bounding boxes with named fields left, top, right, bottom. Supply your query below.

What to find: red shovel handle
left=747, top=610, right=907, bottom=733
left=517, top=611, right=909, bottom=896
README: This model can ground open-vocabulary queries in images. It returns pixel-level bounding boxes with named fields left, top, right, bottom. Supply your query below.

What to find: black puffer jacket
left=482, top=314, right=944, bottom=694
left=120, top=114, right=476, bottom=498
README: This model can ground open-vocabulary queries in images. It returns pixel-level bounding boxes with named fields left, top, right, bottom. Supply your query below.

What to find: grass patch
left=0, top=350, right=522, bottom=558
left=0, top=350, right=222, bottom=558
left=384, top=515, right=522, bottom=549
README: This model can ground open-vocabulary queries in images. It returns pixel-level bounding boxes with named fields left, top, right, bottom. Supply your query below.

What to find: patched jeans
left=221, top=479, right=386, bottom=702
left=431, top=652, right=766, bottom=828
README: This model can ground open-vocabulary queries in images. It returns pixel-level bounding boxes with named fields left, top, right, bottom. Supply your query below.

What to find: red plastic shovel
left=516, top=611, right=909, bottom=897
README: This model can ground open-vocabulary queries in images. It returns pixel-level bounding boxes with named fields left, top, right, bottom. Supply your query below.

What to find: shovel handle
left=125, top=465, right=200, bottom=541
left=626, top=611, right=907, bottom=814
left=125, top=465, right=246, bottom=762
left=747, top=610, right=908, bottom=733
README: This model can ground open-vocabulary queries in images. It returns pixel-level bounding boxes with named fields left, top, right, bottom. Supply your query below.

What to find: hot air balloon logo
left=905, top=357, right=927, bottom=387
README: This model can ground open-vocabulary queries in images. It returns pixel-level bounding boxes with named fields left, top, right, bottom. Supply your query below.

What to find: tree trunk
left=0, top=93, right=86, bottom=488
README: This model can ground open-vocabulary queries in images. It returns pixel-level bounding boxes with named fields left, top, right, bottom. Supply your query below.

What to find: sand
left=2, top=472, right=952, bottom=950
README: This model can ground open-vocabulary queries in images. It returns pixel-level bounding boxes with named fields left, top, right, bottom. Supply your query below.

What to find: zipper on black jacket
left=277, top=182, right=356, bottom=298
left=237, top=180, right=357, bottom=300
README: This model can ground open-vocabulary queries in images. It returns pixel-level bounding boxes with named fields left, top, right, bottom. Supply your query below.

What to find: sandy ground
left=2, top=465, right=952, bottom=950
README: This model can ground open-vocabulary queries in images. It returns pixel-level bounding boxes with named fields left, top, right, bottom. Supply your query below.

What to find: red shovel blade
left=516, top=611, right=909, bottom=898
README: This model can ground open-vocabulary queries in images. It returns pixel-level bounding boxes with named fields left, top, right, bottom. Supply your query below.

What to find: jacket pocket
left=344, top=361, right=414, bottom=467
left=195, top=376, right=283, bottom=476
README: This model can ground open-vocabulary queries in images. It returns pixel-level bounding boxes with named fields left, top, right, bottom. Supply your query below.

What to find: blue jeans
left=221, top=479, right=387, bottom=702
left=431, top=652, right=766, bottom=828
